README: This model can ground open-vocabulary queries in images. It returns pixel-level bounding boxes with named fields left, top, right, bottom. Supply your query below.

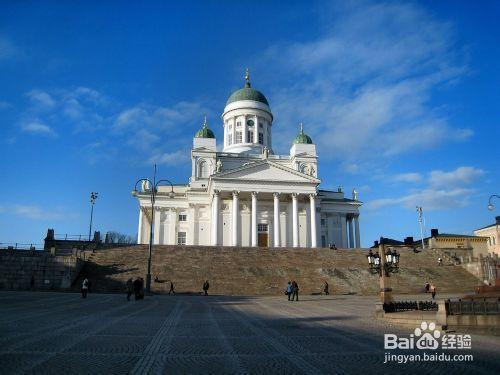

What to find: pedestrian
left=133, top=277, right=141, bottom=300
left=437, top=257, right=442, bottom=266
left=286, top=281, right=292, bottom=301
left=430, top=284, right=437, bottom=300
left=81, top=278, right=89, bottom=298
left=126, top=278, right=133, bottom=301
left=323, top=281, right=329, bottom=295
left=291, top=280, right=299, bottom=301
left=203, top=280, right=210, bottom=296
left=139, top=277, right=145, bottom=300
left=424, top=282, right=430, bottom=293
left=169, top=281, right=175, bottom=295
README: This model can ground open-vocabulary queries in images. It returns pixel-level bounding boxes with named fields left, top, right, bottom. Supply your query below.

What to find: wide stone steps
left=74, top=245, right=481, bottom=296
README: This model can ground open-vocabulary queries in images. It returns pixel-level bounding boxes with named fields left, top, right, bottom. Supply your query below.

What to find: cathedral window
left=177, top=232, right=186, bottom=245
left=236, top=121, right=241, bottom=128
left=247, top=131, right=253, bottom=143
left=227, top=133, right=233, bottom=145
left=258, top=132, right=264, bottom=144
left=178, top=214, right=187, bottom=222
left=236, top=131, right=242, bottom=144
left=198, top=160, right=208, bottom=178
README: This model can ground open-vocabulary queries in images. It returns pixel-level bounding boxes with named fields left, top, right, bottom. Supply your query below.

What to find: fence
left=446, top=298, right=500, bottom=316
left=383, top=300, right=438, bottom=313
left=0, top=243, right=45, bottom=251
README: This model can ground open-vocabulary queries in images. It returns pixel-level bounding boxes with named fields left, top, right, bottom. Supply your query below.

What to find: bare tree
left=105, top=231, right=136, bottom=244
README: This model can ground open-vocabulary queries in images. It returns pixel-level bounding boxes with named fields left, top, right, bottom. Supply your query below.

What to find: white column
left=354, top=215, right=361, bottom=248
left=187, top=204, right=195, bottom=245
left=243, top=116, right=248, bottom=143
left=254, top=116, right=259, bottom=143
left=310, top=194, right=317, bottom=248
left=211, top=191, right=219, bottom=246
left=137, top=207, right=144, bottom=244
left=263, top=122, right=268, bottom=148
left=232, top=191, right=239, bottom=246
left=251, top=192, right=258, bottom=247
left=340, top=214, right=347, bottom=248
left=153, top=208, right=161, bottom=244
left=348, top=216, right=354, bottom=248
left=292, top=193, right=299, bottom=248
left=169, top=208, right=177, bottom=245
left=273, top=193, right=280, bottom=247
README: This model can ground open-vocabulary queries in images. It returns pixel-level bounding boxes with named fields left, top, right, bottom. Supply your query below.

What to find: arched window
left=198, top=160, right=208, bottom=178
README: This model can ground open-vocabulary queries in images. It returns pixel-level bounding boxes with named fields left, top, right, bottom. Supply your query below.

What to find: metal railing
left=446, top=298, right=500, bottom=316
left=0, top=243, right=44, bottom=250
left=53, top=234, right=89, bottom=241
left=383, top=300, right=438, bottom=313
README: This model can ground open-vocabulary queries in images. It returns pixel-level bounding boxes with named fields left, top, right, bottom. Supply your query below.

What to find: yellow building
left=422, top=228, right=489, bottom=259
left=474, top=216, right=500, bottom=255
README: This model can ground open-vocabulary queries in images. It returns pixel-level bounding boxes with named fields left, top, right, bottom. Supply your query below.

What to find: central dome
left=226, top=69, right=269, bottom=106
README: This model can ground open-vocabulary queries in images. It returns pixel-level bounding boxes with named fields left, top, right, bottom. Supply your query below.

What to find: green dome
left=226, top=69, right=269, bottom=106
left=194, top=117, right=215, bottom=138
left=293, top=124, right=313, bottom=144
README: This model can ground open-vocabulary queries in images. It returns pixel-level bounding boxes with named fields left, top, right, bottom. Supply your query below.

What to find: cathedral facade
left=134, top=72, right=362, bottom=248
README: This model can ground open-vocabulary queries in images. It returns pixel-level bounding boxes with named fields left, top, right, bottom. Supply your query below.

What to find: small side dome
left=293, top=123, right=313, bottom=144
left=194, top=116, right=215, bottom=138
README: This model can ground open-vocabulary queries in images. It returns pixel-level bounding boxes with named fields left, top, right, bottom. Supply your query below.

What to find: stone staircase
left=74, top=245, right=482, bottom=296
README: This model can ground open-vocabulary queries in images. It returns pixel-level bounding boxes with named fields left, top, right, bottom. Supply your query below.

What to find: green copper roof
left=226, top=69, right=269, bottom=106
left=194, top=117, right=215, bottom=138
left=293, top=124, right=313, bottom=144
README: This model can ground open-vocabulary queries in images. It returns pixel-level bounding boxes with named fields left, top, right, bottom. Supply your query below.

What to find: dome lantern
left=194, top=116, right=215, bottom=138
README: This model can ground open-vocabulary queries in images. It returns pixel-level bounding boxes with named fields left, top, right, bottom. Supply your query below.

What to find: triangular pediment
left=213, top=160, right=319, bottom=183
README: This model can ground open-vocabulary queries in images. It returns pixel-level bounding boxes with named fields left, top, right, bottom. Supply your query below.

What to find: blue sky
left=0, top=0, right=498, bottom=247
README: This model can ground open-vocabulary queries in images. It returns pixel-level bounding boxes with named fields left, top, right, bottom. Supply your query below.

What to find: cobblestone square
left=0, top=291, right=498, bottom=374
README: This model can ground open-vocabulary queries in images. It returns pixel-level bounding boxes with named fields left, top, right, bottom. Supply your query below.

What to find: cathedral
left=134, top=71, right=362, bottom=248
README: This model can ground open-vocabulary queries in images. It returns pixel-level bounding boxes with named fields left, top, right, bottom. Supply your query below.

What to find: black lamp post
left=132, top=164, right=175, bottom=294
left=488, top=194, right=499, bottom=211
left=88, top=192, right=99, bottom=242
left=367, top=241, right=400, bottom=277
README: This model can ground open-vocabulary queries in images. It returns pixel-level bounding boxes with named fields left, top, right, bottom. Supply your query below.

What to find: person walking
left=424, top=282, right=430, bottom=293
left=169, top=281, right=175, bottom=295
left=291, top=281, right=299, bottom=301
left=133, top=277, right=141, bottom=300
left=437, top=257, right=443, bottom=266
left=430, top=284, right=437, bottom=300
left=323, top=281, right=329, bottom=295
left=126, top=278, right=133, bottom=301
left=81, top=278, right=89, bottom=298
left=203, top=280, right=210, bottom=296
left=138, top=277, right=145, bottom=300
left=286, top=281, right=292, bottom=301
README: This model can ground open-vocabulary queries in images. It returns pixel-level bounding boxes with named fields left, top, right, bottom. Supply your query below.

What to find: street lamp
left=131, top=164, right=175, bottom=294
left=88, top=192, right=99, bottom=242
left=416, top=206, right=425, bottom=249
left=488, top=195, right=499, bottom=211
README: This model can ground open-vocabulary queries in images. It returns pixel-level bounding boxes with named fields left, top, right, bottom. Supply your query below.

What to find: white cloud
left=21, top=121, right=57, bottom=137
left=428, top=166, right=484, bottom=188
left=12, top=205, right=62, bottom=220
left=26, top=90, right=55, bottom=109
left=366, top=166, right=484, bottom=211
left=254, top=1, right=471, bottom=161
left=148, top=150, right=189, bottom=166
left=393, top=173, right=422, bottom=183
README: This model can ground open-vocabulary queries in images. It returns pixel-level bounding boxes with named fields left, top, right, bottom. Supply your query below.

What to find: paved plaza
left=0, top=291, right=498, bottom=374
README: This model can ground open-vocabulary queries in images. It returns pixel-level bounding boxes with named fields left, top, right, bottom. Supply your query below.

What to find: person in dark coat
left=81, top=278, right=89, bottom=298
left=126, top=278, right=133, bottom=301
left=133, top=278, right=141, bottom=300
left=291, top=281, right=299, bottom=301
left=203, top=280, right=210, bottom=296
left=169, top=281, right=175, bottom=295
left=323, top=281, right=329, bottom=295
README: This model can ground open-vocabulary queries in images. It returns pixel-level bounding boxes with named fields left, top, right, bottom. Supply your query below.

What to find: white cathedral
left=134, top=71, right=362, bottom=248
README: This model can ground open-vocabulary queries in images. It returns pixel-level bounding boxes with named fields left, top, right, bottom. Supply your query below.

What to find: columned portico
left=251, top=192, right=258, bottom=247
left=292, top=193, right=299, bottom=247
left=273, top=193, right=280, bottom=247
left=137, top=207, right=144, bottom=244
left=232, top=191, right=239, bottom=246
left=354, top=215, right=361, bottom=248
left=153, top=207, right=161, bottom=244
left=348, top=216, right=354, bottom=248
left=211, top=191, right=220, bottom=246
left=310, top=194, right=317, bottom=248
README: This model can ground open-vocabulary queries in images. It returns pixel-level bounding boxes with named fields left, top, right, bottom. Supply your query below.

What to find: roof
left=226, top=70, right=269, bottom=106
left=194, top=118, right=215, bottom=139
left=293, top=124, right=313, bottom=144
